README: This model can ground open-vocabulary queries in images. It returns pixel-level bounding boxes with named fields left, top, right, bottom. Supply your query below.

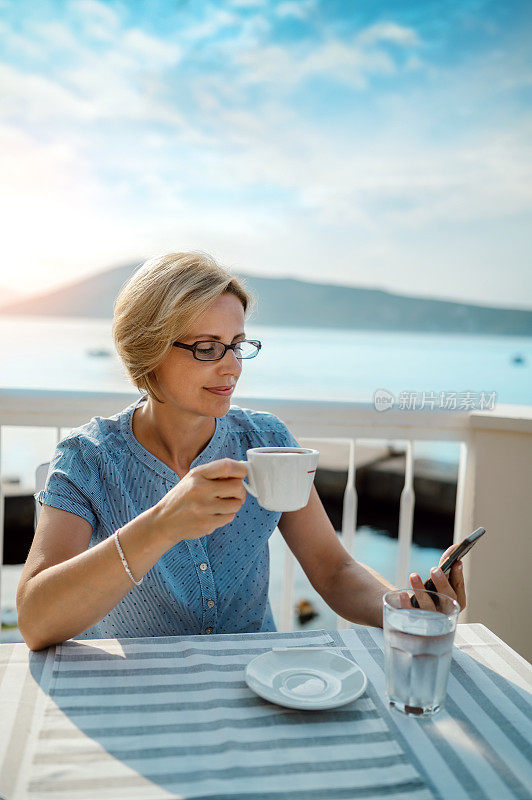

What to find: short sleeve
left=266, top=414, right=302, bottom=449
left=35, top=435, right=100, bottom=529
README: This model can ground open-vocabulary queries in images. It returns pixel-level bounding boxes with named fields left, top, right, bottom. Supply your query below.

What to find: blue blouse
left=36, top=397, right=300, bottom=639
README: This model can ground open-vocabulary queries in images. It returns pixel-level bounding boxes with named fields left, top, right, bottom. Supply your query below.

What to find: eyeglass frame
left=172, top=339, right=262, bottom=361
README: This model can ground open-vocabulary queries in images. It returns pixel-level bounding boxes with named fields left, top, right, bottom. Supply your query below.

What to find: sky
left=0, top=0, right=531, bottom=308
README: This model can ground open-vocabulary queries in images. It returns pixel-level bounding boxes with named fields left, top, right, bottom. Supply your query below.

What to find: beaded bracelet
left=114, top=530, right=143, bottom=587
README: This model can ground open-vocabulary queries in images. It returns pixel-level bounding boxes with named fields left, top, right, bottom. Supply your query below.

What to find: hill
left=1, top=262, right=531, bottom=335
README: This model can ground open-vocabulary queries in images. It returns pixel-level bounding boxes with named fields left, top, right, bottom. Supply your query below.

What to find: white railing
left=1, top=388, right=531, bottom=660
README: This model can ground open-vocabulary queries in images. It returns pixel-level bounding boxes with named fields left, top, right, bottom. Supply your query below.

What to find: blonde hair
left=113, top=252, right=255, bottom=402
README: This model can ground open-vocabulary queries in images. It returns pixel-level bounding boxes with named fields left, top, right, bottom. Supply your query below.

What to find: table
left=0, top=624, right=530, bottom=800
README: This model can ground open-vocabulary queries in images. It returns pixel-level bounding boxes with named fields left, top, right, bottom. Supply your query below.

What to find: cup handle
left=243, top=463, right=258, bottom=498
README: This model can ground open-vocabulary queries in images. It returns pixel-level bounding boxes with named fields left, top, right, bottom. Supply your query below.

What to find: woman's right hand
left=151, top=458, right=249, bottom=544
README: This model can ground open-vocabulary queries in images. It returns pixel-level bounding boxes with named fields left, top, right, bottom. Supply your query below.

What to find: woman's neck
left=132, top=398, right=216, bottom=477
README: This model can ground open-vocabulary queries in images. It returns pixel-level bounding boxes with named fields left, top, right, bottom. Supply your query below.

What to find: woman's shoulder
left=56, top=400, right=135, bottom=460
left=226, top=405, right=293, bottom=437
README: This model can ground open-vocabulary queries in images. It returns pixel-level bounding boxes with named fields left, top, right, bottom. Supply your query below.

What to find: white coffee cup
left=243, top=447, right=320, bottom=511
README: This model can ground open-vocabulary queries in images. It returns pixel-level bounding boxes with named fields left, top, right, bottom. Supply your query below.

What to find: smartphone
left=410, top=527, right=486, bottom=608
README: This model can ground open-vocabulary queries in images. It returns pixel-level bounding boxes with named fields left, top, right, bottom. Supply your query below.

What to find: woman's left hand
left=409, top=543, right=467, bottom=612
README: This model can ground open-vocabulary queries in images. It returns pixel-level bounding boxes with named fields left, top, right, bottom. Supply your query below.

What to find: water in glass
left=384, top=607, right=456, bottom=716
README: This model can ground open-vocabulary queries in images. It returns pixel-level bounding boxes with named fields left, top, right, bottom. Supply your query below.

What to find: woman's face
left=154, top=292, right=246, bottom=418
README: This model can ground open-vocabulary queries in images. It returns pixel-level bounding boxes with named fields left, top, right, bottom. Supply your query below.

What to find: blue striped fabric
left=35, top=397, right=300, bottom=640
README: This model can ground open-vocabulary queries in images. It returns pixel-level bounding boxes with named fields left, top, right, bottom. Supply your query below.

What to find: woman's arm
left=17, top=458, right=248, bottom=651
left=278, top=486, right=466, bottom=628
left=16, top=504, right=174, bottom=651
left=278, top=486, right=395, bottom=627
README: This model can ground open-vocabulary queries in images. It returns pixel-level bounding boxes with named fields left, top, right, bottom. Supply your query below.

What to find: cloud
left=3, top=8, right=527, bottom=236
left=275, top=1, right=317, bottom=21
left=0, top=18, right=187, bottom=129
left=32, top=18, right=181, bottom=71
left=357, top=21, right=421, bottom=47
left=32, top=21, right=82, bottom=51
left=0, top=2, right=530, bottom=306
left=0, top=56, right=187, bottom=128
left=228, top=0, right=266, bottom=8
left=231, top=33, right=404, bottom=91
left=0, top=61, right=95, bottom=123
left=0, top=21, right=43, bottom=58
left=166, top=81, right=532, bottom=236
left=68, top=0, right=122, bottom=36
left=183, top=8, right=239, bottom=41
left=121, top=28, right=181, bottom=67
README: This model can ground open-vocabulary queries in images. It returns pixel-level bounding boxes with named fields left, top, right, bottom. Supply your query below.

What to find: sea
left=1, top=316, right=531, bottom=637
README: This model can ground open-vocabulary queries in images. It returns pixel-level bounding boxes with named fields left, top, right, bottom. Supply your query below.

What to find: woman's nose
left=218, top=348, right=241, bottom=372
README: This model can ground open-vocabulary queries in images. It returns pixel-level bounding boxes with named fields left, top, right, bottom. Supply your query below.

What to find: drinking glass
left=383, top=589, right=460, bottom=716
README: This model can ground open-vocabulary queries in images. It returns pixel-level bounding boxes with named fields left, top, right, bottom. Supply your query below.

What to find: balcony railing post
left=337, top=440, right=357, bottom=630
left=279, top=543, right=295, bottom=632
left=454, top=411, right=532, bottom=662
left=0, top=425, right=4, bottom=629
left=453, top=439, right=471, bottom=546
left=396, top=441, right=415, bottom=588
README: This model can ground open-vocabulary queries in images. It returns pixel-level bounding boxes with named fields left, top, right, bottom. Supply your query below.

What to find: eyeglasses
left=172, top=339, right=262, bottom=361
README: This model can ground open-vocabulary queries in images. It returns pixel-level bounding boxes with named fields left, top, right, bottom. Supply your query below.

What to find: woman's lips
left=205, top=386, right=234, bottom=395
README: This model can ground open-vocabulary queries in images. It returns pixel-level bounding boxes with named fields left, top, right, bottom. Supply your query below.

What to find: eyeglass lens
left=195, top=341, right=259, bottom=360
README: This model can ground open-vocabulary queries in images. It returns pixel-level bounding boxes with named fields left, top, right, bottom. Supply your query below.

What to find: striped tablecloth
left=0, top=624, right=530, bottom=800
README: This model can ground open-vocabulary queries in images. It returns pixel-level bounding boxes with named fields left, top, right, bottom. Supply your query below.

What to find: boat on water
left=86, top=348, right=112, bottom=358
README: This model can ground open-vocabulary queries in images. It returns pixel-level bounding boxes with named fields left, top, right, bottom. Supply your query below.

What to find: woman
left=17, top=252, right=466, bottom=650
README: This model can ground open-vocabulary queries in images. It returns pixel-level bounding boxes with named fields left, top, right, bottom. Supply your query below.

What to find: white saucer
left=244, top=648, right=367, bottom=710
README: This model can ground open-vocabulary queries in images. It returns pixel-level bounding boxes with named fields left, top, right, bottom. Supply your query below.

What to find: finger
left=449, top=561, right=466, bottom=611
left=428, top=567, right=457, bottom=602
left=409, top=573, right=436, bottom=610
left=439, top=542, right=459, bottom=567
left=209, top=497, right=243, bottom=515
left=212, top=513, right=238, bottom=531
left=197, top=458, right=248, bottom=480
left=399, top=590, right=411, bottom=609
left=210, top=477, right=248, bottom=500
